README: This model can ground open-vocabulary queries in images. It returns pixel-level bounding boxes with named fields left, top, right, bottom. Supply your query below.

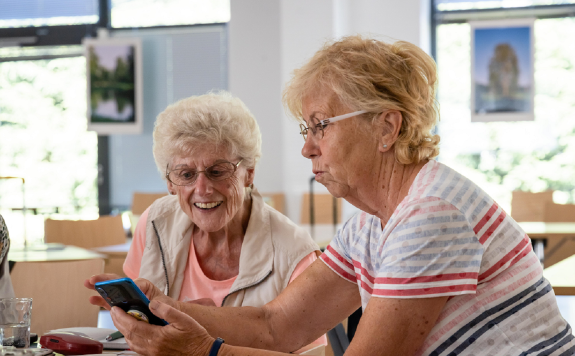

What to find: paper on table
left=46, top=327, right=130, bottom=350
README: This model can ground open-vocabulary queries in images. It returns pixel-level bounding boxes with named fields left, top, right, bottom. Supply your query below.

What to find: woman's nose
left=193, top=172, right=213, bottom=194
left=301, top=134, right=320, bottom=159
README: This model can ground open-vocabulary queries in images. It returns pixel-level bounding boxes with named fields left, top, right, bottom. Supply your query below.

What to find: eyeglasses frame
left=165, top=159, right=243, bottom=186
left=299, top=110, right=367, bottom=141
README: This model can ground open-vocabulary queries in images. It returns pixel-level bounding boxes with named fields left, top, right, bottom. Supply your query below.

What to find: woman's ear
left=167, top=181, right=176, bottom=195
left=376, top=110, right=402, bottom=153
left=245, top=167, right=255, bottom=187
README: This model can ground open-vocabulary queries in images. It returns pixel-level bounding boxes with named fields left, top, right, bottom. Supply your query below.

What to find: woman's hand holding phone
left=84, top=274, right=179, bottom=311
left=111, top=300, right=215, bottom=356
left=84, top=273, right=124, bottom=310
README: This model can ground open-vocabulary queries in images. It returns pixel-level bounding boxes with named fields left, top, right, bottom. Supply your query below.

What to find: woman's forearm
left=177, top=302, right=289, bottom=351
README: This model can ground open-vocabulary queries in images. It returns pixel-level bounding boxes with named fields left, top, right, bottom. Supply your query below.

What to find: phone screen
left=95, top=278, right=168, bottom=326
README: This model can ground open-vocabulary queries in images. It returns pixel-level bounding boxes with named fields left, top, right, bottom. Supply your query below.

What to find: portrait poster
left=84, top=37, right=143, bottom=134
left=471, top=19, right=534, bottom=122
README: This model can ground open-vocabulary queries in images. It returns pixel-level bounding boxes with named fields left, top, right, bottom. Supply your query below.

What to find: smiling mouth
left=194, top=201, right=223, bottom=210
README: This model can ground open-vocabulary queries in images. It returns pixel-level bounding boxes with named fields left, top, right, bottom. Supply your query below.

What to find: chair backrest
left=131, top=192, right=168, bottom=215
left=44, top=216, right=126, bottom=249
left=511, top=190, right=575, bottom=222
left=260, top=192, right=286, bottom=215
left=10, top=258, right=104, bottom=336
left=301, top=193, right=342, bottom=225
left=511, top=191, right=554, bottom=222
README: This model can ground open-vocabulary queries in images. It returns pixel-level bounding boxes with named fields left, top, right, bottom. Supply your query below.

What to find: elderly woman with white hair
left=86, top=92, right=325, bottom=347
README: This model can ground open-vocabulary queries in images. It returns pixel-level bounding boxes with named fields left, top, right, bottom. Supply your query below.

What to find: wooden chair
left=44, top=215, right=126, bottom=249
left=511, top=191, right=575, bottom=268
left=511, top=190, right=575, bottom=222
left=44, top=216, right=127, bottom=277
left=10, top=258, right=104, bottom=336
left=131, top=192, right=168, bottom=216
left=129, top=192, right=168, bottom=236
left=260, top=192, right=286, bottom=215
left=301, top=193, right=342, bottom=225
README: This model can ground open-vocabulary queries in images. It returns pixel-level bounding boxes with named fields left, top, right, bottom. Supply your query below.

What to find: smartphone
left=94, top=277, right=168, bottom=326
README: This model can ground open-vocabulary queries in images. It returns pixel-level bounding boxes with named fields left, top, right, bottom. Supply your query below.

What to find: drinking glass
left=0, top=299, right=32, bottom=350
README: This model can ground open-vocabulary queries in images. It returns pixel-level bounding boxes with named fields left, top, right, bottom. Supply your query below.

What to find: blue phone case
left=95, top=278, right=168, bottom=326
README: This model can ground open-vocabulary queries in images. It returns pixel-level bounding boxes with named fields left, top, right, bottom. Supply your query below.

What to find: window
left=0, top=51, right=99, bottom=246
left=111, top=0, right=230, bottom=28
left=0, top=0, right=99, bottom=28
left=434, top=2, right=575, bottom=212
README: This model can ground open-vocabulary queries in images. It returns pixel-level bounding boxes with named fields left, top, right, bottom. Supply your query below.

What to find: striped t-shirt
left=321, top=160, right=574, bottom=356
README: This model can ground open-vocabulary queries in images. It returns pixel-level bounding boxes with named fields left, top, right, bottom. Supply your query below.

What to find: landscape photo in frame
left=84, top=37, right=143, bottom=134
left=471, top=19, right=534, bottom=122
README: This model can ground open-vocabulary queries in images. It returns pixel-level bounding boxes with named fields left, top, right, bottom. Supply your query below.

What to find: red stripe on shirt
left=473, top=203, right=498, bottom=235
left=404, top=201, right=457, bottom=220
left=478, top=234, right=531, bottom=282
left=325, top=245, right=354, bottom=270
left=374, top=273, right=479, bottom=285
left=352, top=260, right=478, bottom=285
left=478, top=209, right=507, bottom=245
left=320, top=253, right=356, bottom=282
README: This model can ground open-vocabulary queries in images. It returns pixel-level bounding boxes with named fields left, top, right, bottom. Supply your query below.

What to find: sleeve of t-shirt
left=123, top=208, right=149, bottom=279
left=320, top=212, right=369, bottom=284
left=288, top=252, right=317, bottom=284
left=372, top=198, right=482, bottom=298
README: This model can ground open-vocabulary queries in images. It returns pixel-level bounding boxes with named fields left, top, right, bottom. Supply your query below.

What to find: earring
left=383, top=144, right=388, bottom=149
left=170, top=191, right=176, bottom=195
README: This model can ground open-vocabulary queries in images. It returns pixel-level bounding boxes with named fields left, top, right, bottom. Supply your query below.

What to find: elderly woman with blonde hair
left=100, top=37, right=573, bottom=356
left=86, top=92, right=326, bottom=351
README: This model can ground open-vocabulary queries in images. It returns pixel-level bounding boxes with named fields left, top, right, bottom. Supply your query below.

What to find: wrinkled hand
left=83, top=273, right=123, bottom=310
left=111, top=300, right=214, bottom=356
left=84, top=275, right=176, bottom=310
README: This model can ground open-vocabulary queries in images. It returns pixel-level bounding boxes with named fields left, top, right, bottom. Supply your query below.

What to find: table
left=92, top=240, right=131, bottom=277
left=8, top=244, right=106, bottom=336
left=9, top=244, right=106, bottom=262
left=518, top=222, right=575, bottom=268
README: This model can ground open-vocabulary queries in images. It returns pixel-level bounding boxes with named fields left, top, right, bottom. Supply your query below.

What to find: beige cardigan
left=138, top=188, right=319, bottom=307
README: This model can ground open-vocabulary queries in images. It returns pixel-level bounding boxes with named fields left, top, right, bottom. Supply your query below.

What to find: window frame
left=431, top=1, right=575, bottom=58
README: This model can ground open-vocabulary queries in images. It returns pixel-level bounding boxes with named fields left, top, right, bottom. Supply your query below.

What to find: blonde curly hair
left=153, top=91, right=262, bottom=178
left=283, top=35, right=440, bottom=164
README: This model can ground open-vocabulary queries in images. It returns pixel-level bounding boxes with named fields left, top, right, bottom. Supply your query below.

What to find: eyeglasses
left=299, top=110, right=367, bottom=141
left=166, top=159, right=243, bottom=186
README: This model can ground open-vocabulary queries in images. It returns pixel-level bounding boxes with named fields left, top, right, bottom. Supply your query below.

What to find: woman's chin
left=194, top=221, right=227, bottom=233
left=319, top=181, right=349, bottom=199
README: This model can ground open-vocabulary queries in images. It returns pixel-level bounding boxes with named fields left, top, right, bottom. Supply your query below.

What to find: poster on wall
left=84, top=37, right=143, bottom=134
left=471, top=19, right=534, bottom=122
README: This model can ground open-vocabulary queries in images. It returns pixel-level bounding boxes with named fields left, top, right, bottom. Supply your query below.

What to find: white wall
left=229, top=0, right=431, bottom=223
left=228, top=0, right=284, bottom=193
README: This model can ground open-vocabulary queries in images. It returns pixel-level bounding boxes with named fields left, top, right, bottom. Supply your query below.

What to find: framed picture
left=84, top=37, right=143, bottom=134
left=471, top=19, right=534, bottom=122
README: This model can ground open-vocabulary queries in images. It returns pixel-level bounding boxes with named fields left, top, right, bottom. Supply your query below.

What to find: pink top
left=124, top=208, right=318, bottom=305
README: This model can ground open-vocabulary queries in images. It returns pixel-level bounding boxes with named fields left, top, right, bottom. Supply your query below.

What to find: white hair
left=153, top=91, right=262, bottom=178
